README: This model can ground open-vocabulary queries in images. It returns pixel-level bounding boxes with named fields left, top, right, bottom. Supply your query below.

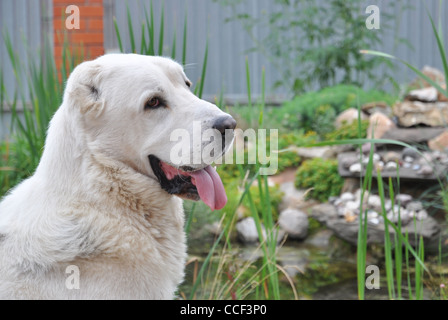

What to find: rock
left=438, top=84, right=448, bottom=101
left=349, top=163, right=362, bottom=173
left=294, top=146, right=335, bottom=160
left=355, top=189, right=369, bottom=203
left=405, top=86, right=438, bottom=102
left=393, top=101, right=448, bottom=127
left=335, top=108, right=367, bottom=128
left=345, top=200, right=359, bottom=213
left=340, top=192, right=355, bottom=202
left=362, top=143, right=376, bottom=155
left=402, top=147, right=420, bottom=159
left=412, top=164, right=421, bottom=171
left=206, top=221, right=223, bottom=237
left=278, top=209, right=309, bottom=240
left=404, top=156, right=414, bottom=163
left=428, top=130, right=448, bottom=152
left=396, top=194, right=413, bottom=206
left=383, top=151, right=401, bottom=163
left=341, top=155, right=358, bottom=169
left=381, top=127, right=446, bottom=144
left=384, top=161, right=398, bottom=171
left=367, top=112, right=396, bottom=139
left=417, top=165, right=433, bottom=176
left=278, top=181, right=306, bottom=211
left=236, top=217, right=265, bottom=244
left=406, top=201, right=423, bottom=212
left=362, top=101, right=392, bottom=116
left=311, top=203, right=338, bottom=224
left=410, top=65, right=445, bottom=88
left=416, top=210, right=428, bottom=220
left=367, top=195, right=382, bottom=210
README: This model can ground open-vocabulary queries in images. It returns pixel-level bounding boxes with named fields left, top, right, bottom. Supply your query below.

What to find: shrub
left=295, top=158, right=344, bottom=202
left=277, top=84, right=396, bottom=132
left=325, top=119, right=369, bottom=141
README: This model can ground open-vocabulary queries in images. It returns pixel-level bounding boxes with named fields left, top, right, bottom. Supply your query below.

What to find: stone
left=404, top=156, right=414, bottom=163
left=396, top=194, right=413, bottom=206
left=383, top=151, right=401, bottom=163
left=367, top=195, right=382, bottom=210
left=405, top=86, right=438, bottom=102
left=362, top=143, right=377, bottom=155
left=345, top=200, right=359, bottom=213
left=410, top=65, right=445, bottom=88
left=384, top=161, right=398, bottom=171
left=417, top=165, right=433, bottom=176
left=367, top=112, right=396, bottom=139
left=340, top=192, right=355, bottom=202
left=355, top=189, right=369, bottom=203
left=206, top=221, right=223, bottom=237
left=349, top=163, right=362, bottom=173
left=407, top=201, right=423, bottom=212
left=335, top=108, right=367, bottom=128
left=381, top=127, right=446, bottom=144
left=294, top=146, right=335, bottom=160
left=278, top=209, right=309, bottom=240
left=393, top=101, right=448, bottom=127
left=236, top=217, right=265, bottom=244
left=412, top=164, right=421, bottom=171
left=278, top=181, right=306, bottom=212
left=438, top=84, right=448, bottom=102
left=341, top=156, right=358, bottom=169
left=362, top=101, right=392, bottom=116
left=428, top=130, right=448, bottom=152
left=416, top=210, right=428, bottom=220
left=311, top=203, right=338, bottom=224
left=402, top=147, right=420, bottom=159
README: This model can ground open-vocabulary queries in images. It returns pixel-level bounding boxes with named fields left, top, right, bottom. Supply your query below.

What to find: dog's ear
left=65, top=61, right=105, bottom=118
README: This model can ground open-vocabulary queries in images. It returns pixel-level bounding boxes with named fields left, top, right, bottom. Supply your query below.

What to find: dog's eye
left=145, top=97, right=162, bottom=110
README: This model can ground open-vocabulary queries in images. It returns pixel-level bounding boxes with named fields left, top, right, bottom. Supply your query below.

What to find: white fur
left=0, top=54, right=231, bottom=299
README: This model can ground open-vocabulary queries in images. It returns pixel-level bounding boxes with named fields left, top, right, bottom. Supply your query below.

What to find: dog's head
left=64, top=54, right=236, bottom=210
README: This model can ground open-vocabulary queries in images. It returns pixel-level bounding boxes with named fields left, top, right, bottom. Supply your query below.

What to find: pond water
left=180, top=229, right=442, bottom=300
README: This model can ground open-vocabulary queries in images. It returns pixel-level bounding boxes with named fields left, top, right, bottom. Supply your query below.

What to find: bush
left=295, top=158, right=344, bottom=202
left=325, top=119, right=370, bottom=141
left=276, top=84, right=396, bottom=132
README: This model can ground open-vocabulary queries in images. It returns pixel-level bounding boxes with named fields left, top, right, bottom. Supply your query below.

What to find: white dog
left=0, top=54, right=236, bottom=299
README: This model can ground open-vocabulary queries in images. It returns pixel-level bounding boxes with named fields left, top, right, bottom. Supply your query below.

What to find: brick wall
left=53, top=0, right=104, bottom=72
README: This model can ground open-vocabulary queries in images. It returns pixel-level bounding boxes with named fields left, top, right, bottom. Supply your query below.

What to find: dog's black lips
left=148, top=155, right=200, bottom=200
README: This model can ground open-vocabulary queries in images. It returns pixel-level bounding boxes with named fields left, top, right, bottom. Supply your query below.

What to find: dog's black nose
left=212, top=116, right=237, bottom=135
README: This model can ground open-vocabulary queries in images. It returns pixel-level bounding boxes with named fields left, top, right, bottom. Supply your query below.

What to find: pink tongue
left=189, top=166, right=227, bottom=211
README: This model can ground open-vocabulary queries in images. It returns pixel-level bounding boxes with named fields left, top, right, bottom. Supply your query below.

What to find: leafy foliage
left=295, top=158, right=344, bottom=202
left=325, top=119, right=369, bottom=141
left=275, top=84, right=396, bottom=132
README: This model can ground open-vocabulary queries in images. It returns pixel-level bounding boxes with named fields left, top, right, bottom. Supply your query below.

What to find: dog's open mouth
left=149, top=155, right=227, bottom=211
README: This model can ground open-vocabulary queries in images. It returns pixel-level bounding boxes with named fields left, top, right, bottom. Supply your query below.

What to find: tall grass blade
left=113, top=17, right=124, bottom=52
left=158, top=1, right=165, bottom=56
left=126, top=4, right=136, bottom=53
left=196, top=40, right=208, bottom=99
left=182, top=9, right=188, bottom=66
